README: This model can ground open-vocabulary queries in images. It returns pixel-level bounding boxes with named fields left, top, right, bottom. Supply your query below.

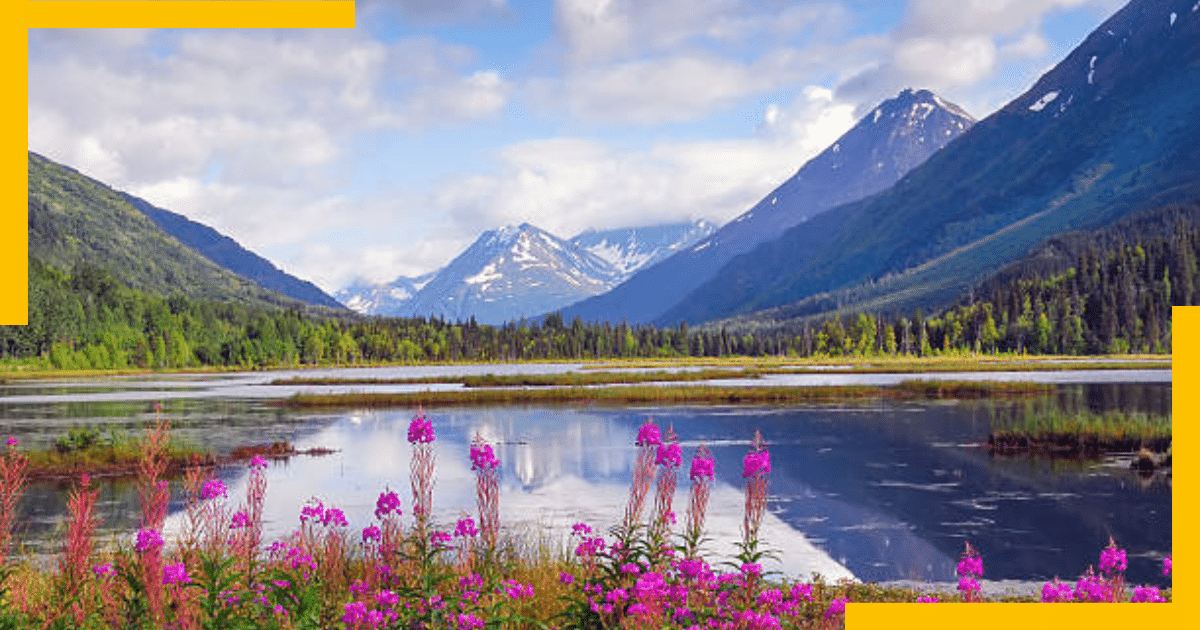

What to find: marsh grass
left=988, top=409, right=1172, bottom=455
left=284, top=379, right=1053, bottom=409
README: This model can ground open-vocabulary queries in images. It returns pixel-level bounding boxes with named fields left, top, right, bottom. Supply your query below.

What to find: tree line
left=2, top=205, right=1195, bottom=369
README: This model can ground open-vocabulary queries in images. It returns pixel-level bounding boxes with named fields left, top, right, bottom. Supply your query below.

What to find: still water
left=0, top=369, right=1171, bottom=591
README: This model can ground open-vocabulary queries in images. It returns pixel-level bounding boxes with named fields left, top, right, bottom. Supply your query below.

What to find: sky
left=27, top=0, right=1128, bottom=294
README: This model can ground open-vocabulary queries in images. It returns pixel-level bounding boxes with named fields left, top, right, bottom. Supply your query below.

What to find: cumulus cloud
left=835, top=0, right=1118, bottom=112
left=432, top=86, right=857, bottom=244
left=29, top=26, right=511, bottom=285
left=535, top=0, right=864, bottom=125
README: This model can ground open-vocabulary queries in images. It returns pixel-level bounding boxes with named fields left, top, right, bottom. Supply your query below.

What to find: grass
left=269, top=368, right=767, bottom=387
left=988, top=409, right=1172, bottom=456
left=20, top=427, right=331, bottom=481
left=281, top=379, right=1055, bottom=409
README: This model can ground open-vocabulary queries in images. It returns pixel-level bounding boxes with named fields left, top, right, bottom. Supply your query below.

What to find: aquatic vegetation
left=0, top=411, right=1174, bottom=629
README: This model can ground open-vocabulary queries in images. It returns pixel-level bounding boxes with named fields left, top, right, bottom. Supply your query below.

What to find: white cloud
left=431, top=86, right=857, bottom=244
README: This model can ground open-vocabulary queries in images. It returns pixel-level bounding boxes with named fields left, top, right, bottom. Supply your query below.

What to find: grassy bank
left=988, top=410, right=1172, bottom=456
left=19, top=428, right=330, bottom=481
left=270, top=368, right=767, bottom=388
left=282, top=379, right=1055, bottom=409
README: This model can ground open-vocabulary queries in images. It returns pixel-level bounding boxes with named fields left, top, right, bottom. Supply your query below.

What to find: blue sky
left=28, top=0, right=1125, bottom=292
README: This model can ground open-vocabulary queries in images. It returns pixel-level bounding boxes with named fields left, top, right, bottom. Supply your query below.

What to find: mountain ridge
left=657, top=0, right=1200, bottom=326
left=557, top=87, right=975, bottom=325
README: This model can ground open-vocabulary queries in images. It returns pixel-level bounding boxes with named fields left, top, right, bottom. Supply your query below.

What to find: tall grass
left=988, top=409, right=1172, bottom=455
left=0, top=412, right=1172, bottom=629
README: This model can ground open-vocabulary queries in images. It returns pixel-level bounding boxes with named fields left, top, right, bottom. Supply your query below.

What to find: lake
left=0, top=366, right=1171, bottom=593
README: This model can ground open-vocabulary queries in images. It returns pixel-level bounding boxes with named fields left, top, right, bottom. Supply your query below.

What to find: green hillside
left=28, top=151, right=315, bottom=310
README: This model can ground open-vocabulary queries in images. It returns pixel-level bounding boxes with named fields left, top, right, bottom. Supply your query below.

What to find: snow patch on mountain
left=1028, top=91, right=1060, bottom=112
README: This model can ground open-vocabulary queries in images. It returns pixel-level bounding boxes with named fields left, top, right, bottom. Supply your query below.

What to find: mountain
left=558, top=88, right=975, bottom=325
left=28, top=151, right=327, bottom=311
left=403, top=223, right=621, bottom=324
left=122, top=194, right=344, bottom=309
left=339, top=220, right=713, bottom=320
left=335, top=271, right=438, bottom=316
left=660, top=0, right=1200, bottom=326
left=568, top=219, right=716, bottom=279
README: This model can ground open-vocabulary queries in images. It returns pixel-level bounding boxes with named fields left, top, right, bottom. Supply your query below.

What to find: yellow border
left=7, top=3, right=1184, bottom=630
left=5, top=1, right=355, bottom=325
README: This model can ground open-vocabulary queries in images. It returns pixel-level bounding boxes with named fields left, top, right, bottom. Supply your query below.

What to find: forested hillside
left=2, top=200, right=1191, bottom=369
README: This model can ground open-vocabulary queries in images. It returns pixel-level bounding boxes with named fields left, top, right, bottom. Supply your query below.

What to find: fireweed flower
left=374, top=490, right=401, bottom=519
left=430, top=530, right=453, bottom=549
left=342, top=601, right=368, bottom=626
left=321, top=506, right=348, bottom=528
left=199, top=479, right=228, bottom=501
left=250, top=455, right=267, bottom=470
left=742, top=450, right=771, bottom=478
left=5, top=436, right=17, bottom=447
left=916, top=595, right=940, bottom=603
left=559, top=571, right=575, bottom=585
left=469, top=442, right=499, bottom=470
left=655, top=441, right=682, bottom=467
left=689, top=449, right=714, bottom=482
left=362, top=525, right=382, bottom=543
left=230, top=509, right=250, bottom=529
left=1164, top=555, right=1172, bottom=576
left=572, top=522, right=593, bottom=536
left=636, top=420, right=662, bottom=446
left=1041, top=579, right=1073, bottom=602
left=825, top=597, right=849, bottom=619
left=956, top=541, right=984, bottom=601
left=407, top=411, right=436, bottom=444
left=1099, top=537, right=1128, bottom=575
left=135, top=528, right=163, bottom=553
left=1132, top=585, right=1167, bottom=603
left=162, top=562, right=190, bottom=585
left=454, top=517, right=479, bottom=538
left=92, top=563, right=115, bottom=579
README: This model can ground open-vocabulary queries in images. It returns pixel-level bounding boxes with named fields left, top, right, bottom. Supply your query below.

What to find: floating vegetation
left=988, top=409, right=1171, bottom=457
left=283, top=379, right=1052, bottom=409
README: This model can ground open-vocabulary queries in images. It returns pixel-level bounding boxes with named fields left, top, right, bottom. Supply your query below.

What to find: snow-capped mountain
left=338, top=220, right=714, bottom=321
left=403, top=223, right=620, bottom=324
left=568, top=219, right=716, bottom=279
left=335, top=271, right=437, bottom=316
left=559, top=88, right=976, bottom=325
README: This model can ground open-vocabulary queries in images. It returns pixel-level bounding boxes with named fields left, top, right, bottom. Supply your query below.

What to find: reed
left=284, top=379, right=1052, bottom=409
left=988, top=409, right=1172, bottom=455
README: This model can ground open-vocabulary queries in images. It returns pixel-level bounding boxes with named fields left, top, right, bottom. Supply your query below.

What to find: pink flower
left=92, top=563, right=115, bottom=578
left=4, top=435, right=17, bottom=448
left=1164, top=555, right=1172, bottom=577
left=374, top=490, right=401, bottom=519
left=655, top=442, right=682, bottom=467
left=430, top=531, right=453, bottom=549
left=454, top=517, right=478, bottom=538
left=825, top=597, right=848, bottom=619
left=689, top=449, right=715, bottom=481
left=455, top=613, right=484, bottom=630
left=1041, top=579, right=1073, bottom=603
left=199, top=479, right=228, bottom=501
left=407, top=412, right=436, bottom=444
left=321, top=507, right=348, bottom=528
left=250, top=455, right=267, bottom=470
left=230, top=510, right=250, bottom=529
left=1131, top=585, right=1167, bottom=603
left=362, top=525, right=382, bottom=543
left=571, top=522, right=593, bottom=536
left=342, top=601, right=368, bottom=626
left=559, top=571, right=574, bottom=585
left=135, top=528, right=163, bottom=553
left=162, top=562, right=190, bottom=585
left=742, top=450, right=771, bottom=478
left=635, top=420, right=661, bottom=447
left=916, top=595, right=940, bottom=603
left=470, top=441, right=499, bottom=470
left=1099, top=538, right=1127, bottom=575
